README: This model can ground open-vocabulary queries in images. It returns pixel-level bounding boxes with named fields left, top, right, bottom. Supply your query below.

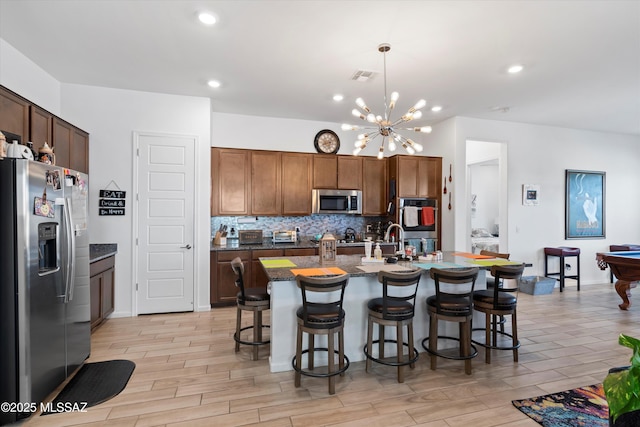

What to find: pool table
left=596, top=251, right=640, bottom=310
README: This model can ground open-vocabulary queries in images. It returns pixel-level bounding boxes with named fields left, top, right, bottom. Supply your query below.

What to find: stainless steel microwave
left=312, top=189, right=362, bottom=214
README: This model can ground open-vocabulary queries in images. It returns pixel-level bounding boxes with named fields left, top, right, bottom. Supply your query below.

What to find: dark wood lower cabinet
left=211, top=250, right=251, bottom=306
left=90, top=256, right=115, bottom=331
left=252, top=249, right=284, bottom=291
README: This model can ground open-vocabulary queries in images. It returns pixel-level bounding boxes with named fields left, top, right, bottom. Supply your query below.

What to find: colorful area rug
left=512, top=383, right=608, bottom=427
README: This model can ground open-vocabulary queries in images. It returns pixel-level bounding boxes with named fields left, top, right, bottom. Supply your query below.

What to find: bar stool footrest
left=471, top=328, right=520, bottom=351
left=291, top=348, right=350, bottom=378
left=234, top=324, right=271, bottom=347
left=421, top=336, right=478, bottom=360
left=363, top=339, right=419, bottom=367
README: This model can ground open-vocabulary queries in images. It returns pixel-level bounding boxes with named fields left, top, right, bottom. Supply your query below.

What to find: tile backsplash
left=211, top=215, right=388, bottom=239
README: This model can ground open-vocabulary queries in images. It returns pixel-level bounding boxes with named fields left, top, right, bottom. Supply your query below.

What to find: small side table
left=544, top=247, right=581, bottom=292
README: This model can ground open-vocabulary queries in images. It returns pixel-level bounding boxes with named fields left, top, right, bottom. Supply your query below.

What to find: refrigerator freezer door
left=21, top=161, right=67, bottom=408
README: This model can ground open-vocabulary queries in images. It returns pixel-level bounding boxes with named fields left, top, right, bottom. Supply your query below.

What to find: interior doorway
left=466, top=140, right=507, bottom=254
left=133, top=132, right=196, bottom=315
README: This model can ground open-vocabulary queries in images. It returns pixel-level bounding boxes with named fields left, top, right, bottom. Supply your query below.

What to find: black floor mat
left=43, top=359, right=135, bottom=415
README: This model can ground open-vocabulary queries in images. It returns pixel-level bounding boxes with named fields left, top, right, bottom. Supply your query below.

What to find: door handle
left=181, top=244, right=192, bottom=250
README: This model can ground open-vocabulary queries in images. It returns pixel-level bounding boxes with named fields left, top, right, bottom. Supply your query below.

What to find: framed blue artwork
left=565, top=170, right=605, bottom=239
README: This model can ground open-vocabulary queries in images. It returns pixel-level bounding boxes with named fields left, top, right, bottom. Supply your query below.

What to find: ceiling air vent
left=351, top=70, right=376, bottom=82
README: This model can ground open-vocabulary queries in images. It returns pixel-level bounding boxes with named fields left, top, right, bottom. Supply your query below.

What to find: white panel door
left=136, top=133, right=195, bottom=314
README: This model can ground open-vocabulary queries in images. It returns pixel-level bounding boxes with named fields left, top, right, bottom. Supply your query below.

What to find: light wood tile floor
left=23, top=281, right=639, bottom=427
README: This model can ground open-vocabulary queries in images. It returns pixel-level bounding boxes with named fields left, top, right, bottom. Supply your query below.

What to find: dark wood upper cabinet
left=29, top=105, right=53, bottom=153
left=214, top=148, right=250, bottom=215
left=251, top=151, right=281, bottom=215
left=52, top=117, right=73, bottom=169
left=337, top=156, right=363, bottom=189
left=362, top=157, right=387, bottom=215
left=0, top=86, right=29, bottom=141
left=390, top=155, right=442, bottom=199
left=1, top=86, right=88, bottom=172
left=312, top=154, right=337, bottom=189
left=282, top=152, right=312, bottom=215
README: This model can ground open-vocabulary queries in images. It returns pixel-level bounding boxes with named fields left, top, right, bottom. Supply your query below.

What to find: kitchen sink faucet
left=384, top=223, right=405, bottom=256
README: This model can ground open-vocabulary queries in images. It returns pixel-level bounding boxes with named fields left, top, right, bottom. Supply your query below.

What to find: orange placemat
left=290, top=267, right=347, bottom=276
left=452, top=252, right=494, bottom=259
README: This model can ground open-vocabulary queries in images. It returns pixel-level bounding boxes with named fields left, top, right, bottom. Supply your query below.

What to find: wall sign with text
left=99, top=189, right=126, bottom=216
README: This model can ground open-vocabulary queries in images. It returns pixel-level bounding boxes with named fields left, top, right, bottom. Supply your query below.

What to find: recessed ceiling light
left=508, top=64, right=524, bottom=74
left=207, top=80, right=221, bottom=88
left=431, top=105, right=442, bottom=112
left=333, top=94, right=344, bottom=102
left=198, top=12, right=217, bottom=25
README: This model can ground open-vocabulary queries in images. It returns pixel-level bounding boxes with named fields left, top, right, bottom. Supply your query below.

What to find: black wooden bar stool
left=364, top=269, right=422, bottom=383
left=292, top=274, right=350, bottom=395
left=544, top=247, right=581, bottom=292
left=231, top=257, right=270, bottom=360
left=472, top=263, right=525, bottom=364
left=422, top=267, right=479, bottom=375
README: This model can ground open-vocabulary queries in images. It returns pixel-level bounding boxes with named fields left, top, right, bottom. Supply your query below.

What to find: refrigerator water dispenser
left=38, top=222, right=58, bottom=273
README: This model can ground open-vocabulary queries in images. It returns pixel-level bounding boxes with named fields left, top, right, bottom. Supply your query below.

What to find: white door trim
left=131, top=130, right=200, bottom=316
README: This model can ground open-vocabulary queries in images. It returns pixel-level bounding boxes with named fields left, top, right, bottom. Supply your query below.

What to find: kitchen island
left=209, top=238, right=396, bottom=305
left=262, top=253, right=487, bottom=372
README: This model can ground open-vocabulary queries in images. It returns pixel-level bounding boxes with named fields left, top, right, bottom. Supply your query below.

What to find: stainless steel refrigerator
left=0, top=159, right=90, bottom=425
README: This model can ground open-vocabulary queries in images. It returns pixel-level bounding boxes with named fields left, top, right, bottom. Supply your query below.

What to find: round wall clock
left=314, top=129, right=340, bottom=154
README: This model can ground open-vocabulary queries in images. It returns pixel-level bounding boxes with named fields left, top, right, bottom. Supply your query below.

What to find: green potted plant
left=603, top=334, right=640, bottom=426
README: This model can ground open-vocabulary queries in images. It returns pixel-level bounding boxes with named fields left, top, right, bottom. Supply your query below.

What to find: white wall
left=62, top=84, right=212, bottom=316
left=0, top=39, right=61, bottom=115
left=453, top=117, right=640, bottom=285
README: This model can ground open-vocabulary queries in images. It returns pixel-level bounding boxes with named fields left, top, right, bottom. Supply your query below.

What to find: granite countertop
left=90, top=244, right=118, bottom=262
left=261, top=254, right=418, bottom=281
left=210, top=237, right=396, bottom=252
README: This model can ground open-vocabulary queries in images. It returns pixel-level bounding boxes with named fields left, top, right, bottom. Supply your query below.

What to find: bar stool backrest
left=489, top=264, right=526, bottom=306
left=295, top=274, right=349, bottom=329
left=231, top=257, right=248, bottom=303
left=376, top=270, right=422, bottom=320
left=429, top=267, right=479, bottom=316
left=480, top=249, right=510, bottom=260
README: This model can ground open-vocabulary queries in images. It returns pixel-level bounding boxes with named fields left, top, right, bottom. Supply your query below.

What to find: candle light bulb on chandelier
left=410, top=99, right=427, bottom=112
left=355, top=98, right=370, bottom=113
left=404, top=143, right=415, bottom=155
left=342, top=123, right=359, bottom=131
left=407, top=139, right=423, bottom=152
left=377, top=146, right=384, bottom=159
left=352, top=109, right=366, bottom=120
left=414, top=126, right=432, bottom=133
left=367, top=113, right=376, bottom=123
left=389, top=92, right=399, bottom=110
left=388, top=138, right=397, bottom=151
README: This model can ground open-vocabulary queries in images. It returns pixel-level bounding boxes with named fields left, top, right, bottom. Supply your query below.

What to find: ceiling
left=1, top=0, right=639, bottom=136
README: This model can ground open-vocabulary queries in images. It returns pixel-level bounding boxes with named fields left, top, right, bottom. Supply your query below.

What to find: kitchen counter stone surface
left=90, top=244, right=118, bottom=262
left=261, top=254, right=416, bottom=281
left=210, top=237, right=395, bottom=252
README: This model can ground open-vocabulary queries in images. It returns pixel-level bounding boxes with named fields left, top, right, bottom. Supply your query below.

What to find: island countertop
left=260, top=254, right=418, bottom=281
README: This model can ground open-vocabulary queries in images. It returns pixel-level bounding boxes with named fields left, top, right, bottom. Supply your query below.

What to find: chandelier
left=342, top=43, right=432, bottom=159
